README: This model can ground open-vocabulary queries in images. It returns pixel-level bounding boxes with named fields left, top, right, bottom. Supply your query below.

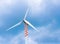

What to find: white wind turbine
left=6, top=8, right=39, bottom=44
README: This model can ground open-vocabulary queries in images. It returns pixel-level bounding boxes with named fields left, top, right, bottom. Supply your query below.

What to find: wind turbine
left=6, top=8, right=39, bottom=44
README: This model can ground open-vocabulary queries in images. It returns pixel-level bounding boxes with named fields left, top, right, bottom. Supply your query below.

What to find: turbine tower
left=6, top=8, right=38, bottom=44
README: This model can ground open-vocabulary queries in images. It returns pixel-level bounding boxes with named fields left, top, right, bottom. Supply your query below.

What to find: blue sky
left=0, top=0, right=60, bottom=44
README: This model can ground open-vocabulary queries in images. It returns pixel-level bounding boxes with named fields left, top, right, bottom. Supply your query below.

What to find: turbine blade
left=24, top=8, right=29, bottom=20
left=24, top=20, right=39, bottom=32
left=7, top=21, right=22, bottom=31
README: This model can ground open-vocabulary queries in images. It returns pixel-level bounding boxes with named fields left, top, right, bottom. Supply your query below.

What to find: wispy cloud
left=0, top=20, right=60, bottom=44
left=51, top=0, right=60, bottom=5
left=27, top=0, right=46, bottom=17
left=0, top=36, right=7, bottom=44
left=28, top=0, right=60, bottom=18
left=9, top=31, right=38, bottom=44
left=0, top=0, right=17, bottom=15
left=7, top=20, right=60, bottom=44
left=0, top=0, right=60, bottom=44
left=28, top=20, right=60, bottom=44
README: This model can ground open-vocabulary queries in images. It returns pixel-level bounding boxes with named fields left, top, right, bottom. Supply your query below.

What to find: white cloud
left=27, top=38, right=38, bottom=44
left=0, top=0, right=14, bottom=27
left=10, top=31, right=24, bottom=44
left=0, top=0, right=60, bottom=18
left=27, top=0, right=60, bottom=18
left=51, top=0, right=60, bottom=5
left=27, top=0, right=46, bottom=17
left=0, top=0, right=16, bottom=16
left=0, top=36, right=7, bottom=44
left=0, top=1, right=60, bottom=44
left=10, top=31, right=38, bottom=44
left=0, top=0, right=27, bottom=19
left=8, top=20, right=60, bottom=44
left=28, top=21, right=60, bottom=43
left=28, top=0, right=43, bottom=8
left=0, top=0, right=12, bottom=6
left=0, top=20, right=59, bottom=44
